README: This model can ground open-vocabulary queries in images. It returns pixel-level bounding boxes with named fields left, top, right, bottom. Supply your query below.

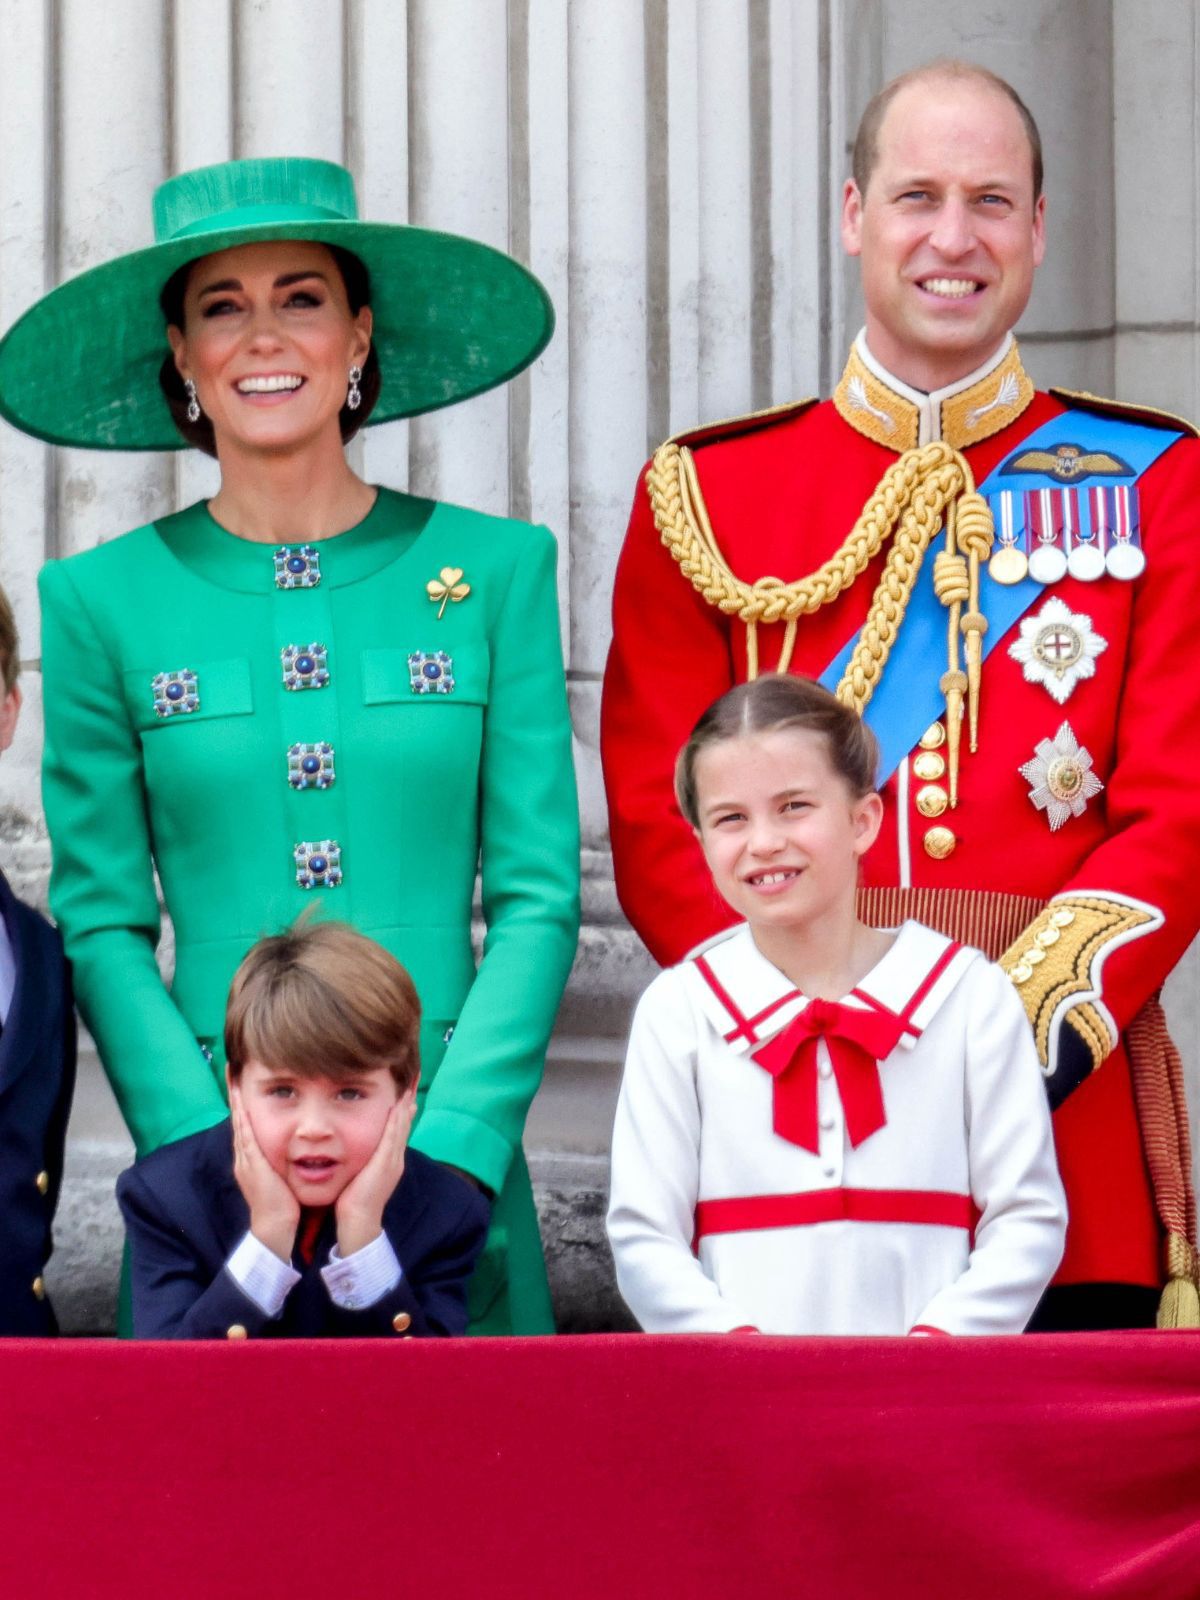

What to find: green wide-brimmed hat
left=0, top=156, right=554, bottom=451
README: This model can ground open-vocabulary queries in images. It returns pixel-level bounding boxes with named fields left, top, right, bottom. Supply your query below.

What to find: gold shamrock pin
left=426, top=566, right=471, bottom=620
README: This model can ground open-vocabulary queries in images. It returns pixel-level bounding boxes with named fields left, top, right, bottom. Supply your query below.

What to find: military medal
left=1025, top=489, right=1068, bottom=584
left=1019, top=721, right=1103, bottom=831
left=987, top=491, right=1028, bottom=585
left=1104, top=486, right=1146, bottom=580
left=1065, top=488, right=1105, bottom=582
left=1007, top=597, right=1108, bottom=705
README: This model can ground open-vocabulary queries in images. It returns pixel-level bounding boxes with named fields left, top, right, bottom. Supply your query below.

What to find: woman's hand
left=335, top=1087, right=418, bottom=1258
left=231, top=1084, right=300, bottom=1264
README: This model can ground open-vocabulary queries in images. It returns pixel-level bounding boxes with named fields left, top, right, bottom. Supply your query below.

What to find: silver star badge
left=1019, top=721, right=1104, bottom=831
left=1007, top=597, right=1108, bottom=706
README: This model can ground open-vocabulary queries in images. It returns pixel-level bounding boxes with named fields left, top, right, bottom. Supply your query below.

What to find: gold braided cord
left=650, top=433, right=992, bottom=710
left=647, top=438, right=994, bottom=802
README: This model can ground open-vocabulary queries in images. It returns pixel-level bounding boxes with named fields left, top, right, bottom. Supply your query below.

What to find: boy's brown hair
left=225, top=919, right=421, bottom=1090
left=0, top=582, right=20, bottom=694
left=675, top=674, right=880, bottom=829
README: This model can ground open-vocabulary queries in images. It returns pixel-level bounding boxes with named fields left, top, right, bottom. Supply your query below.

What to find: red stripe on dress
left=897, top=940, right=964, bottom=1027
left=694, top=954, right=757, bottom=1044
left=847, top=986, right=920, bottom=1039
left=847, top=941, right=962, bottom=1040
left=693, top=1187, right=978, bottom=1242
left=742, top=989, right=803, bottom=1035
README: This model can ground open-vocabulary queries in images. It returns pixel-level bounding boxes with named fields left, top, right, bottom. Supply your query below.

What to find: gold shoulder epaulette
left=666, top=396, right=819, bottom=454
left=1050, top=386, right=1199, bottom=440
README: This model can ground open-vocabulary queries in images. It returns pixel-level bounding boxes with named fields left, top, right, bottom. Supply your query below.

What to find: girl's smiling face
left=692, top=727, right=883, bottom=934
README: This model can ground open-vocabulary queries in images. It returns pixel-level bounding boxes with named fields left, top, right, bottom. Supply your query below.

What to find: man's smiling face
left=841, top=75, right=1046, bottom=392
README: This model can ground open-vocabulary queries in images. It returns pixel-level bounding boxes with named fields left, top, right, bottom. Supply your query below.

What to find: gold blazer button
left=915, top=784, right=948, bottom=819
left=913, top=751, right=946, bottom=782
left=392, top=1311, right=413, bottom=1334
left=36, top=1170, right=50, bottom=1195
left=31, top=1277, right=46, bottom=1300
left=226, top=1324, right=248, bottom=1340
left=918, top=722, right=946, bottom=750
left=923, top=825, right=956, bottom=860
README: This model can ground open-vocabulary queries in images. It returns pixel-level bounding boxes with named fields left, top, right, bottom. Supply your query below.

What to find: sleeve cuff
left=321, top=1231, right=403, bottom=1310
left=226, top=1231, right=301, bottom=1318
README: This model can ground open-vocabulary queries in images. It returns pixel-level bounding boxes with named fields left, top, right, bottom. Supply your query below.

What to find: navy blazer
left=116, top=1119, right=491, bottom=1339
left=0, top=869, right=76, bottom=1336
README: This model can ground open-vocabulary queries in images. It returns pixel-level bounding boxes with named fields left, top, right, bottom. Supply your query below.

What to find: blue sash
left=817, top=409, right=1181, bottom=783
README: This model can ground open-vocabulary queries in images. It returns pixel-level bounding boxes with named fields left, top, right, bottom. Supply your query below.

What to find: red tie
left=752, top=998, right=909, bottom=1153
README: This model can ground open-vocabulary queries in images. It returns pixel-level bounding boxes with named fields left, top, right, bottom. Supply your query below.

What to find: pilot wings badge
left=1000, top=442, right=1133, bottom=482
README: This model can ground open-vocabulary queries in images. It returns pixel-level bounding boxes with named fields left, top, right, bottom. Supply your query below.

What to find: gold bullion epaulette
left=665, top=396, right=819, bottom=455
left=1049, top=386, right=1199, bottom=439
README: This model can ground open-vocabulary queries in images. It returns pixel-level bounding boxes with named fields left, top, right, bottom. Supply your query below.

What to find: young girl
left=607, top=676, right=1066, bottom=1336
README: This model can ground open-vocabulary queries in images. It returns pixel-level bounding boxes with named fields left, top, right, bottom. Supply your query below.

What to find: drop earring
left=347, top=364, right=363, bottom=412
left=184, top=378, right=201, bottom=424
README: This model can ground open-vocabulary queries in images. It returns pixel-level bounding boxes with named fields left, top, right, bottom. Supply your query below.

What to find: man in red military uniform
left=601, top=60, right=1200, bottom=1329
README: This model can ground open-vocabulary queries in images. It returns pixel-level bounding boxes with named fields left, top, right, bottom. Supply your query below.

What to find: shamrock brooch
left=427, top=567, right=471, bottom=619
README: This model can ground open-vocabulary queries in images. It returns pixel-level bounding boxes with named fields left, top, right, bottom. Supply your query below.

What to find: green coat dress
left=39, top=489, right=580, bottom=1335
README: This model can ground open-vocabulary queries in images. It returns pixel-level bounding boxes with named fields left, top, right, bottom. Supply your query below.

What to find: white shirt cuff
left=321, top=1231, right=403, bottom=1310
left=225, top=1230, right=302, bottom=1317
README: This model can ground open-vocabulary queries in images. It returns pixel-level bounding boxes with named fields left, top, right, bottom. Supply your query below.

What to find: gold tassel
left=954, top=492, right=995, bottom=753
left=940, top=669, right=967, bottom=807
left=745, top=620, right=760, bottom=681
left=1157, top=1233, right=1200, bottom=1328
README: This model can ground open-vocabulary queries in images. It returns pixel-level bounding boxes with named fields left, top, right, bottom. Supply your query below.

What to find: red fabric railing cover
left=3, top=1333, right=1199, bottom=1599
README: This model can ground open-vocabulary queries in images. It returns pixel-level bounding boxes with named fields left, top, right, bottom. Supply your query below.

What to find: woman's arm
left=408, top=524, right=581, bottom=1199
left=39, top=558, right=227, bottom=1156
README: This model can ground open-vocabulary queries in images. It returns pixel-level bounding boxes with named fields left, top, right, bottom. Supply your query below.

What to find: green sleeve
left=409, top=524, right=581, bottom=1194
left=39, top=559, right=227, bottom=1155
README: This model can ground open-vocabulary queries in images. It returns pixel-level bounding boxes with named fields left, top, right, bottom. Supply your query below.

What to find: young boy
left=117, top=921, right=490, bottom=1338
left=0, top=582, right=76, bottom=1335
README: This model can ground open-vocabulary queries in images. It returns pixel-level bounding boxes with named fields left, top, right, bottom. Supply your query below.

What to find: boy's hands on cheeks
left=231, top=1083, right=300, bottom=1264
left=335, top=1085, right=418, bottom=1258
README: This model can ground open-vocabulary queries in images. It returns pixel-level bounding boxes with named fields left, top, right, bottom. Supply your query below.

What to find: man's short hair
left=0, top=582, right=20, bottom=694
left=852, top=59, right=1043, bottom=202
left=225, top=919, right=421, bottom=1091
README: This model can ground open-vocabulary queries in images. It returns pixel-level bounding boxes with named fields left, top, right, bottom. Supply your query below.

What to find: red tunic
left=601, top=341, right=1200, bottom=1290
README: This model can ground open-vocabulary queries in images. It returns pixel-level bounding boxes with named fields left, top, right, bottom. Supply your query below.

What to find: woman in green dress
left=0, top=157, right=580, bottom=1334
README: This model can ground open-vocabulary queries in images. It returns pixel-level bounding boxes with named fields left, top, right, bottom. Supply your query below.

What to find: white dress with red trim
left=607, top=920, right=1067, bottom=1336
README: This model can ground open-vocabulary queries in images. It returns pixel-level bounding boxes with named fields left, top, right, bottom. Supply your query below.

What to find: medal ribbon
left=752, top=999, right=909, bottom=1153
left=818, top=409, right=1181, bottom=784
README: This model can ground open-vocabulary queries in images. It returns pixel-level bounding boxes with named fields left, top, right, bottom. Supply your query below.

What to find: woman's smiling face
left=166, top=239, right=372, bottom=460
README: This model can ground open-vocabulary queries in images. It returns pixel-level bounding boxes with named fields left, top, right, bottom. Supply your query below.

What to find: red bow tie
left=752, top=998, right=908, bottom=1153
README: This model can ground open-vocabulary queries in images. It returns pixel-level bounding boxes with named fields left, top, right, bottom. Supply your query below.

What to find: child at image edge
left=117, top=921, right=489, bottom=1338
left=607, top=676, right=1067, bottom=1336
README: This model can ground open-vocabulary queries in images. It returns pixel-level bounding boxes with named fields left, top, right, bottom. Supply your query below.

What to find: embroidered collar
left=684, top=921, right=976, bottom=1057
left=833, top=331, right=1034, bottom=452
